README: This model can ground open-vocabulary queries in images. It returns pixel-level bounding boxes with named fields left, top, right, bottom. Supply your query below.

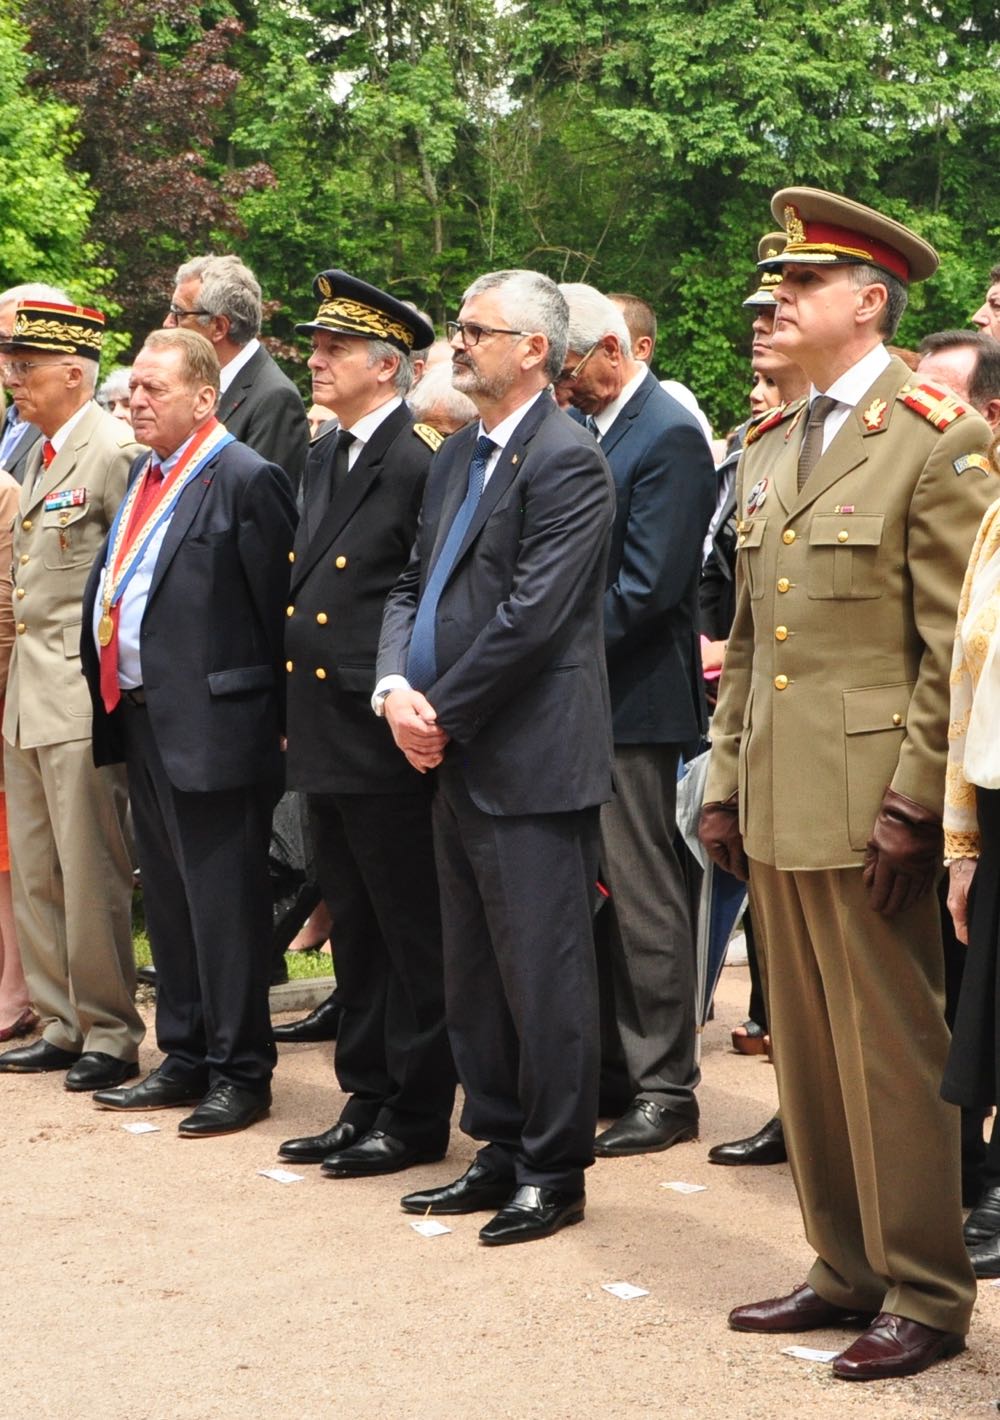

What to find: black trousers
left=121, top=702, right=276, bottom=1091
left=433, top=765, right=601, bottom=1193
left=307, top=790, right=455, bottom=1149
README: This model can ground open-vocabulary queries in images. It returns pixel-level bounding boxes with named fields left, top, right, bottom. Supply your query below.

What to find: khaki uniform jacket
left=704, top=355, right=996, bottom=869
left=2, top=402, right=141, bottom=749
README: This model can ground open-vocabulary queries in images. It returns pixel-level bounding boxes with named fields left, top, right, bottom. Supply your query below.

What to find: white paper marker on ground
left=257, top=1168, right=304, bottom=1184
left=121, top=1122, right=160, bottom=1135
left=782, top=1345, right=839, bottom=1363
left=602, top=1282, right=649, bottom=1300
left=409, top=1219, right=452, bottom=1238
left=660, top=1181, right=707, bottom=1194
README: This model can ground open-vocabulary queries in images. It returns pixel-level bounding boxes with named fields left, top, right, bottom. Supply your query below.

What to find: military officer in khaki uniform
left=700, top=190, right=997, bottom=1382
left=0, top=300, right=144, bottom=1090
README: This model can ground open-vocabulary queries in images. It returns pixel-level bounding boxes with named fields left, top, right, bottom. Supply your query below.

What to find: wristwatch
left=372, top=689, right=394, bottom=718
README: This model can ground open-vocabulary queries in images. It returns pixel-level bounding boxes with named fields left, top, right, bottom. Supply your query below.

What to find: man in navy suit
left=376, top=269, right=615, bottom=1245
left=81, top=327, right=297, bottom=1136
left=558, top=283, right=716, bottom=1156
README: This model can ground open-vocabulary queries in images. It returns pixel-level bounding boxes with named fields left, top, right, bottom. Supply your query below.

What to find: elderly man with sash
left=82, top=327, right=297, bottom=1136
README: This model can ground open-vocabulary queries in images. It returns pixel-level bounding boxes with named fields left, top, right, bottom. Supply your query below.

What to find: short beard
left=451, top=352, right=517, bottom=403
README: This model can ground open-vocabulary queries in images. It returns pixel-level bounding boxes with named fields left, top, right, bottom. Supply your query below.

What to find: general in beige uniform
left=0, top=301, right=143, bottom=1084
left=702, top=189, right=997, bottom=1380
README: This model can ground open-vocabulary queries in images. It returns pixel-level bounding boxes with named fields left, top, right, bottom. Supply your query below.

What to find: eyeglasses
left=166, top=304, right=211, bottom=321
left=554, top=342, right=600, bottom=385
left=445, top=320, right=533, bottom=347
left=1, top=358, right=76, bottom=381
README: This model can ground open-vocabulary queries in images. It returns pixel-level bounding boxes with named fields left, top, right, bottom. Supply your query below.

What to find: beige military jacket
left=3, top=402, right=142, bottom=749
left=705, top=355, right=996, bottom=869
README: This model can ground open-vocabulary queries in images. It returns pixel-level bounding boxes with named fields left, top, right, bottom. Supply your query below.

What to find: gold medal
left=97, top=613, right=114, bottom=647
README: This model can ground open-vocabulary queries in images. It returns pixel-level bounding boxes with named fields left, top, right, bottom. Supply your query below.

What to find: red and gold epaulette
left=743, top=397, right=806, bottom=447
left=897, top=381, right=968, bottom=431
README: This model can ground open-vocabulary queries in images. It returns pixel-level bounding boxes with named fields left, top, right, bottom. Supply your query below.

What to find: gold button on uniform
left=21, top=519, right=31, bottom=531
left=316, top=612, right=328, bottom=625
left=775, top=626, right=788, bottom=641
left=315, top=667, right=327, bottom=680
left=777, top=577, right=790, bottom=593
left=16, top=623, right=25, bottom=635
left=285, top=660, right=293, bottom=672
left=19, top=554, right=28, bottom=565
left=286, top=605, right=294, bottom=617
left=892, top=713, right=903, bottom=726
left=15, top=588, right=24, bottom=600
left=837, top=529, right=849, bottom=543
left=335, top=556, right=347, bottom=569
left=774, top=674, right=788, bottom=690
left=738, top=535, right=746, bottom=547
left=59, top=515, right=68, bottom=526
left=288, top=551, right=295, bottom=563
left=782, top=529, right=796, bottom=545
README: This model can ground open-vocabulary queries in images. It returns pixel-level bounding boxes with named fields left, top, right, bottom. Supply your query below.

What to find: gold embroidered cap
left=743, top=232, right=787, bottom=308
left=296, top=270, right=435, bottom=354
left=1, top=300, right=105, bottom=360
left=758, top=188, right=938, bottom=284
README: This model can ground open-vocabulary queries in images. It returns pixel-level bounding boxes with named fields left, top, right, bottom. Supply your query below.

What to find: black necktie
left=330, top=429, right=356, bottom=502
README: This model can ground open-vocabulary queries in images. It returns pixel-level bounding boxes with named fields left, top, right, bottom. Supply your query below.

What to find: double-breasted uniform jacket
left=3, top=402, right=140, bottom=750
left=705, top=355, right=997, bottom=867
left=284, top=402, right=443, bottom=795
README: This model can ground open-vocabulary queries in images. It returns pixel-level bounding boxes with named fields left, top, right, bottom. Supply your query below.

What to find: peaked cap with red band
left=757, top=187, right=939, bottom=285
left=0, top=300, right=105, bottom=360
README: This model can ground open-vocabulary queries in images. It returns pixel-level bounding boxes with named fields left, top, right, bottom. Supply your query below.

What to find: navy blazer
left=598, top=370, right=716, bottom=745
left=218, top=346, right=310, bottom=492
left=377, top=393, right=615, bottom=817
left=81, top=439, right=297, bottom=793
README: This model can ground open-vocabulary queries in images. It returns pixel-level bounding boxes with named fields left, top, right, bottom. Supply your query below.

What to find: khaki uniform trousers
left=4, top=738, right=142, bottom=1058
left=749, top=858, right=975, bottom=1334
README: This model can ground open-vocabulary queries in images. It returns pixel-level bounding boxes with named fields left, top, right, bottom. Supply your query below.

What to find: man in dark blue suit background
left=558, top=283, right=716, bottom=1157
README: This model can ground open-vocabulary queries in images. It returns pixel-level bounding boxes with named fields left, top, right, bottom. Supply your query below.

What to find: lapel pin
left=510, top=453, right=519, bottom=465
left=861, top=398, right=887, bottom=431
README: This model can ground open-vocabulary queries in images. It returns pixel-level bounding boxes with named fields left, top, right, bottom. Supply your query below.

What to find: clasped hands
left=384, top=688, right=450, bottom=772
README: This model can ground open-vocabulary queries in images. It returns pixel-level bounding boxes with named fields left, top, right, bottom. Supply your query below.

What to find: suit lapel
left=218, top=347, right=264, bottom=423
left=143, top=452, right=217, bottom=606
left=22, top=403, right=102, bottom=515
left=597, top=370, right=654, bottom=460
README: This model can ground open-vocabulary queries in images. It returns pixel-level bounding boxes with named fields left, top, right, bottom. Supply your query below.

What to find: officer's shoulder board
left=896, top=380, right=968, bottom=432
left=413, top=422, right=444, bottom=452
left=743, top=397, right=806, bottom=448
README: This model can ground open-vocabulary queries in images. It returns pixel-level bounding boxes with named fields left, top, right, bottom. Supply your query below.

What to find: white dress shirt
left=218, top=337, right=260, bottom=395
left=810, top=343, right=892, bottom=453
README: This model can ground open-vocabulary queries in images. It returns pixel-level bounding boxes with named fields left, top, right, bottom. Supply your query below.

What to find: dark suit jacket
left=1, top=420, right=41, bottom=485
left=81, top=439, right=297, bottom=793
left=377, top=392, right=615, bottom=817
left=284, top=402, right=438, bottom=795
left=217, top=346, right=309, bottom=492
left=600, top=370, right=716, bottom=745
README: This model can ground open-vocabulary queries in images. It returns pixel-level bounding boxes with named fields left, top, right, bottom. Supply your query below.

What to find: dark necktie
left=407, top=433, right=495, bottom=691
left=330, top=428, right=356, bottom=502
left=796, top=395, right=839, bottom=492
left=585, top=415, right=601, bottom=442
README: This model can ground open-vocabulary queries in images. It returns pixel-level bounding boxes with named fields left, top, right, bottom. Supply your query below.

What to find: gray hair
left=462, top=270, right=568, bottom=381
left=409, top=360, right=477, bottom=426
left=559, top=282, right=632, bottom=359
left=366, top=338, right=413, bottom=397
left=97, top=365, right=131, bottom=405
left=174, top=253, right=262, bottom=345
left=0, top=282, right=73, bottom=309
left=847, top=263, right=908, bottom=340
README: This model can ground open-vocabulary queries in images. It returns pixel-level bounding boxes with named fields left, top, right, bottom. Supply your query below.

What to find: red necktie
left=99, top=462, right=163, bottom=713
left=42, top=440, right=56, bottom=469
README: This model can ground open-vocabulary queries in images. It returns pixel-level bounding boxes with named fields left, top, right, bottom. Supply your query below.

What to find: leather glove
left=698, top=793, right=749, bottom=882
left=862, top=785, right=943, bottom=917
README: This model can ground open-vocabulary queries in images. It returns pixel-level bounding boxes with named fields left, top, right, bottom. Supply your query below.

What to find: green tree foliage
left=0, top=10, right=104, bottom=296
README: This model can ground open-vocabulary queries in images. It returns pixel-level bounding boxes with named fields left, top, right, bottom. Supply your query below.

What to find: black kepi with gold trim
left=296, top=270, right=434, bottom=354
left=758, top=187, right=938, bottom=285
left=1, top=300, right=105, bottom=360
left=743, top=232, right=787, bottom=308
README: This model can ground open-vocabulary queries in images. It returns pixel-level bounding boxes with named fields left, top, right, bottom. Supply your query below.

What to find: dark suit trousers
left=307, top=791, right=454, bottom=1149
left=597, top=744, right=700, bottom=1118
left=121, top=703, right=277, bottom=1091
left=433, top=764, right=601, bottom=1192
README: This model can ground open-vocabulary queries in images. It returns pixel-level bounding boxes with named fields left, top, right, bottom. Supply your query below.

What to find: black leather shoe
left=178, top=1082, right=271, bottom=1137
left=401, top=1161, right=514, bottom=1215
left=708, top=1115, right=787, bottom=1166
left=272, top=997, right=342, bottom=1043
left=968, top=1232, right=1000, bottom=1278
left=278, top=1120, right=358, bottom=1164
left=594, top=1099, right=698, bottom=1157
left=93, top=1067, right=207, bottom=1111
left=320, top=1130, right=446, bottom=1178
left=963, top=1183, right=1000, bottom=1245
left=479, top=1185, right=585, bottom=1246
left=0, top=1038, right=81, bottom=1073
left=64, top=1052, right=139, bottom=1092
left=136, top=966, right=157, bottom=987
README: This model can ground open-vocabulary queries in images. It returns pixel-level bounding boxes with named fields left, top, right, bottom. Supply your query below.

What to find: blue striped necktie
left=407, top=433, right=495, bottom=690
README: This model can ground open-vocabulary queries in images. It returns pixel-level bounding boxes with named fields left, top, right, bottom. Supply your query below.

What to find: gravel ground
left=2, top=964, right=998, bottom=1420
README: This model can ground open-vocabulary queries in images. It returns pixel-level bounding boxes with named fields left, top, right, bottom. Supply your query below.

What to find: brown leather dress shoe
left=832, top=1313, right=965, bottom=1381
left=729, top=1283, right=878, bottom=1334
